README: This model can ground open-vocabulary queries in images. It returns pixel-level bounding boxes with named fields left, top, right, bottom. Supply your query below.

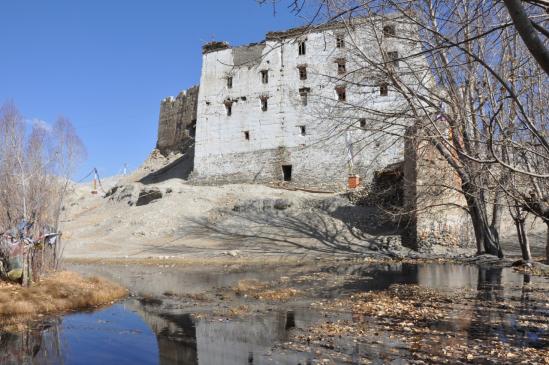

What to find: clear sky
left=0, top=0, right=300, bottom=180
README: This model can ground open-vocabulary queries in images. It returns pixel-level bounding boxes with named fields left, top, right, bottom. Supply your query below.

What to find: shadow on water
left=1, top=263, right=548, bottom=364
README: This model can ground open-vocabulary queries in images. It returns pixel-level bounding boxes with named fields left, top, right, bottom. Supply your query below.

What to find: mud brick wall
left=156, top=86, right=199, bottom=155
left=403, top=128, right=474, bottom=250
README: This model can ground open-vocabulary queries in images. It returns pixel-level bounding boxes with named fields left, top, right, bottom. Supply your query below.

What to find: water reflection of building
left=132, top=300, right=319, bottom=365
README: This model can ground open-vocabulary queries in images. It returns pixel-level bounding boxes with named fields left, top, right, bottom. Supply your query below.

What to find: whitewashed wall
left=194, top=18, right=426, bottom=187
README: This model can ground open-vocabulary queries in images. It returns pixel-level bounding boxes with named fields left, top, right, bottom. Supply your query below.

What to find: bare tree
left=0, top=102, right=86, bottom=284
left=260, top=0, right=548, bottom=259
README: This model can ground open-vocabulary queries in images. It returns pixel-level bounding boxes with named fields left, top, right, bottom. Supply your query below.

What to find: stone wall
left=403, top=127, right=474, bottom=251
left=156, top=85, right=199, bottom=155
left=192, top=137, right=402, bottom=189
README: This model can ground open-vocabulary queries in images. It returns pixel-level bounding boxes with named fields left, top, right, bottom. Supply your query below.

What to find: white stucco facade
left=193, top=17, right=427, bottom=187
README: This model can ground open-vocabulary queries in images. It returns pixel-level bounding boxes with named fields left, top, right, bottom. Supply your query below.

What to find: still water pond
left=1, top=262, right=548, bottom=364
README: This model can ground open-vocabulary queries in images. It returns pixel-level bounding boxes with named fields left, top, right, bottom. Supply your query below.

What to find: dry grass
left=0, top=271, right=127, bottom=318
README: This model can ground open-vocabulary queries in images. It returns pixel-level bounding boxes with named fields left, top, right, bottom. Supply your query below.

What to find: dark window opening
left=359, top=118, right=366, bottom=128
left=261, top=70, right=269, bottom=84
left=227, top=77, right=233, bottom=89
left=298, top=65, right=307, bottom=80
left=298, top=40, right=306, bottom=55
left=190, top=120, right=197, bottom=138
left=260, top=97, right=268, bottom=111
left=383, top=25, right=396, bottom=37
left=175, top=122, right=182, bottom=135
left=387, top=51, right=399, bottom=67
left=285, top=311, right=296, bottom=330
left=299, top=125, right=306, bottom=136
left=282, top=165, right=292, bottom=181
left=244, top=131, right=250, bottom=140
left=224, top=100, right=233, bottom=116
left=336, top=59, right=346, bottom=74
left=336, top=34, right=345, bottom=48
left=336, top=86, right=346, bottom=102
left=380, top=83, right=389, bottom=96
left=299, top=87, right=310, bottom=106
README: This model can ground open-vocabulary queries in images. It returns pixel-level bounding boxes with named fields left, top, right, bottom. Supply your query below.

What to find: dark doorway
left=282, top=165, right=292, bottom=181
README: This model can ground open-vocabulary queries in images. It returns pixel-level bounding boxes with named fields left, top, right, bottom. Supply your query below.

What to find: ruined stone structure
left=156, top=86, right=199, bottom=155
left=403, top=127, right=473, bottom=249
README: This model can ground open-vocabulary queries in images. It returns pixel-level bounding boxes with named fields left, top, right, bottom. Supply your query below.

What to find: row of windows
left=223, top=83, right=389, bottom=115
left=240, top=126, right=307, bottom=141
left=238, top=117, right=374, bottom=141
left=226, top=51, right=399, bottom=89
left=335, top=83, right=390, bottom=102
left=297, top=25, right=397, bottom=55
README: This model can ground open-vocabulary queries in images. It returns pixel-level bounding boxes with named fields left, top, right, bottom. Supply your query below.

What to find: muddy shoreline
left=1, top=257, right=548, bottom=364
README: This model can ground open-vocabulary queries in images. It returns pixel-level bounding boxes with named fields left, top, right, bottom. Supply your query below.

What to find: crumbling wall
left=156, top=85, right=199, bottom=155
left=403, top=128, right=474, bottom=251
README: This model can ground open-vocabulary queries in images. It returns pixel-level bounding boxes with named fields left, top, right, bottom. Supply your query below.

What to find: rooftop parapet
left=202, top=41, right=230, bottom=54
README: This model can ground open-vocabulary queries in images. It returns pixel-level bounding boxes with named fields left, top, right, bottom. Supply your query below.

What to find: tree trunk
left=515, top=217, right=532, bottom=262
left=22, top=251, right=28, bottom=287
left=491, top=188, right=504, bottom=237
left=464, top=190, right=502, bottom=257
left=27, top=249, right=33, bottom=286
left=546, top=222, right=549, bottom=264
left=0, top=260, right=6, bottom=280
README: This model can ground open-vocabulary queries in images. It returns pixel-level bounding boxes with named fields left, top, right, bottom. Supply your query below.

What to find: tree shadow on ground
left=138, top=206, right=401, bottom=257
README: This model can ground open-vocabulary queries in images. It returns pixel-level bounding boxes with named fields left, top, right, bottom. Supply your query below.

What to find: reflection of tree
left=0, top=318, right=63, bottom=365
left=515, top=274, right=548, bottom=348
left=468, top=268, right=506, bottom=345
left=468, top=269, right=548, bottom=349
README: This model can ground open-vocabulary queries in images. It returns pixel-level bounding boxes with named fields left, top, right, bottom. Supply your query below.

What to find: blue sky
left=0, top=1, right=300, bottom=179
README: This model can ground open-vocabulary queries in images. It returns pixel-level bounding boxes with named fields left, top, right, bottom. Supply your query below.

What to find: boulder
left=136, top=188, right=163, bottom=206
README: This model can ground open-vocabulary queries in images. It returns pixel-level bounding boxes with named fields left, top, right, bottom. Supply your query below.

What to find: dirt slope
left=61, top=175, right=402, bottom=259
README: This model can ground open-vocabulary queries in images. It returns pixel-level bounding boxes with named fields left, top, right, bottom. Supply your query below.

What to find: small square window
left=387, top=51, right=399, bottom=67
left=261, top=70, right=269, bottom=84
left=227, top=76, right=233, bottom=89
left=359, top=118, right=366, bottom=128
left=335, top=86, right=346, bottom=102
left=336, top=34, right=345, bottom=48
left=383, top=25, right=396, bottom=37
left=224, top=100, right=233, bottom=116
left=244, top=131, right=250, bottom=140
left=260, top=97, right=268, bottom=111
left=299, top=125, right=306, bottom=136
left=380, top=83, right=389, bottom=96
left=299, top=87, right=310, bottom=106
left=298, top=65, right=307, bottom=80
left=298, top=40, right=306, bottom=55
left=336, top=59, right=346, bottom=75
